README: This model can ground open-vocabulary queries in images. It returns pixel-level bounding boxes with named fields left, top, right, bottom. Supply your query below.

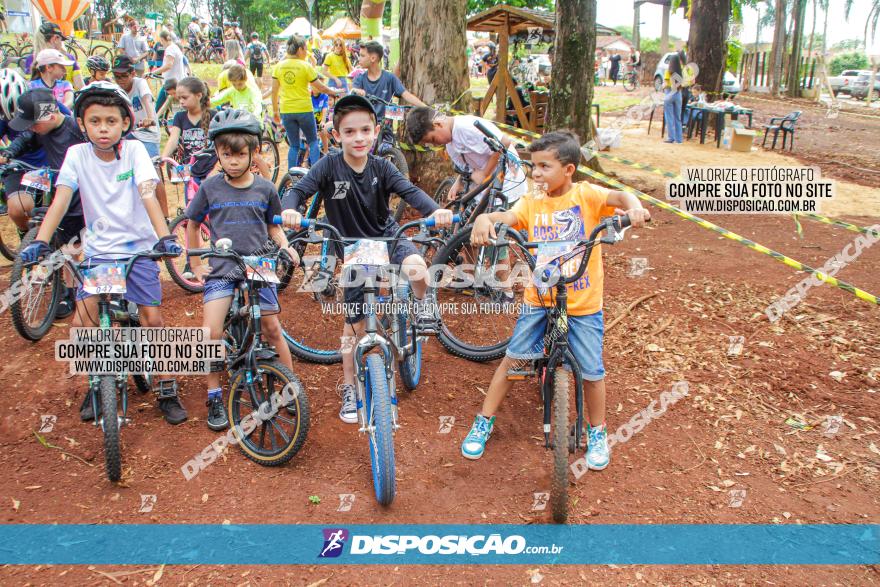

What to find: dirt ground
left=1, top=92, right=879, bottom=585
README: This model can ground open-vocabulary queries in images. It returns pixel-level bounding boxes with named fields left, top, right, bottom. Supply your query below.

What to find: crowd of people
left=0, top=18, right=653, bottom=472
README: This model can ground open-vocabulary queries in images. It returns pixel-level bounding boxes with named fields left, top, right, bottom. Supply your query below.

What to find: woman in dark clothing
left=663, top=51, right=683, bottom=143
left=609, top=53, right=621, bottom=85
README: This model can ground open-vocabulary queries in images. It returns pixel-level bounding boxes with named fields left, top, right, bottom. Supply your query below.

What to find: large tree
left=398, top=0, right=469, bottom=190
left=686, top=0, right=731, bottom=98
left=769, top=0, right=787, bottom=95
left=786, top=0, right=807, bottom=96
left=547, top=0, right=598, bottom=161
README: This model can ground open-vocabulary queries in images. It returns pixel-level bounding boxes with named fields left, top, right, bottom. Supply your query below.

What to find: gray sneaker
left=338, top=384, right=358, bottom=424
left=414, top=298, right=440, bottom=330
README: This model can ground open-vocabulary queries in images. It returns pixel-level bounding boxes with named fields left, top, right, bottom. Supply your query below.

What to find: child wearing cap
left=30, top=49, right=75, bottom=110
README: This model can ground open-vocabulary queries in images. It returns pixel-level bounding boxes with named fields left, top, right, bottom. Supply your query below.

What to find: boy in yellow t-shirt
left=462, top=130, right=651, bottom=470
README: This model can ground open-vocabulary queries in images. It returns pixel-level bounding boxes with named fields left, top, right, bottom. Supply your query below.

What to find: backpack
left=313, top=48, right=324, bottom=66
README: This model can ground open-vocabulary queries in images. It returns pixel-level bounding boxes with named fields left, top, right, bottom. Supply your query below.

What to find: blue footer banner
left=0, top=524, right=877, bottom=565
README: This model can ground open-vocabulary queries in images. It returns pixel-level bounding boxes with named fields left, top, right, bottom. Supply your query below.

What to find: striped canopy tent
left=467, top=4, right=617, bottom=127
left=31, top=0, right=91, bottom=36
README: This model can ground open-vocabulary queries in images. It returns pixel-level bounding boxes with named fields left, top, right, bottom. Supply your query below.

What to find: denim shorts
left=505, top=304, right=605, bottom=381
left=76, top=257, right=162, bottom=307
left=204, top=278, right=280, bottom=312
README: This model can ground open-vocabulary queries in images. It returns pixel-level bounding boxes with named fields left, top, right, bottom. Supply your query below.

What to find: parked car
left=828, top=69, right=870, bottom=96
left=652, top=52, right=739, bottom=95
left=850, top=72, right=880, bottom=99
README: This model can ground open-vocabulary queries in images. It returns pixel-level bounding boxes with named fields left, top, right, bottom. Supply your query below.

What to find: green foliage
left=832, top=38, right=865, bottom=52
left=641, top=38, right=660, bottom=54
left=309, top=495, right=321, bottom=505
left=829, top=52, right=868, bottom=75
left=467, top=0, right=553, bottom=15
left=727, top=38, right=742, bottom=72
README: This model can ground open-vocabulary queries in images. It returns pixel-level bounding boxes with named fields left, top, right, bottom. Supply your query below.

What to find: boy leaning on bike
left=462, top=130, right=651, bottom=471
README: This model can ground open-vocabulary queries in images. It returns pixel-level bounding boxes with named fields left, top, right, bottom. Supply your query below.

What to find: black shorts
left=342, top=224, right=420, bottom=325
left=2, top=170, right=25, bottom=197
left=249, top=60, right=263, bottom=77
left=56, top=214, right=85, bottom=247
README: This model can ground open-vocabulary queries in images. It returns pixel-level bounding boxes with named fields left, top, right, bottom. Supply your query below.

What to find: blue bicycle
left=294, top=215, right=455, bottom=505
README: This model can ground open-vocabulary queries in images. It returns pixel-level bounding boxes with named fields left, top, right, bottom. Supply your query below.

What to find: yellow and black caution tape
left=397, top=142, right=442, bottom=152
left=573, top=163, right=879, bottom=306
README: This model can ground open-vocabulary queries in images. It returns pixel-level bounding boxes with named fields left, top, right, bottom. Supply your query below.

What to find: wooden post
left=660, top=3, right=670, bottom=54
left=495, top=15, right=509, bottom=123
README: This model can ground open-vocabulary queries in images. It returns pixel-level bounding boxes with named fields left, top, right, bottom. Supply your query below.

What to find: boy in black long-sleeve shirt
left=281, top=95, right=452, bottom=424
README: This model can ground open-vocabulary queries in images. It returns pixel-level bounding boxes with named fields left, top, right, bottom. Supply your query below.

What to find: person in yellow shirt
left=322, top=37, right=352, bottom=92
left=210, top=64, right=262, bottom=118
left=271, top=34, right=341, bottom=169
left=462, top=130, right=651, bottom=469
left=217, top=60, right=260, bottom=94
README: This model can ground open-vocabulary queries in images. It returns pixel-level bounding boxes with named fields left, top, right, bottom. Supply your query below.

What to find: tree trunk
left=399, top=0, right=469, bottom=193
left=770, top=0, right=787, bottom=95
left=687, top=0, right=731, bottom=99
left=807, top=0, right=816, bottom=58
left=821, top=0, right=828, bottom=55
left=786, top=0, right=807, bottom=97
left=660, top=3, right=670, bottom=54
left=548, top=0, right=599, bottom=170
left=361, top=0, right=386, bottom=40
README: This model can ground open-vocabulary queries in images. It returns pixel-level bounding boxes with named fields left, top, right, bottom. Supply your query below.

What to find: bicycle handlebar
left=0, top=159, right=59, bottom=176
left=298, top=215, right=461, bottom=244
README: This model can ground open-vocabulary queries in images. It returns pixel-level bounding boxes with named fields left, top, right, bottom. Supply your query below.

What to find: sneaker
left=205, top=395, right=228, bottom=430
left=157, top=396, right=187, bottom=425
left=338, top=384, right=357, bottom=424
left=55, top=287, right=75, bottom=319
left=182, top=261, right=195, bottom=281
left=414, top=298, right=439, bottom=328
left=586, top=423, right=610, bottom=470
left=461, top=414, right=495, bottom=460
left=79, top=389, right=100, bottom=422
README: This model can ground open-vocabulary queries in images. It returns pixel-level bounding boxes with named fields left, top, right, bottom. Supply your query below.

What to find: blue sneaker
left=461, top=414, right=495, bottom=460
left=587, top=423, right=610, bottom=470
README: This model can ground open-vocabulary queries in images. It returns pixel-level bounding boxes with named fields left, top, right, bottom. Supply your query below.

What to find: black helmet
left=208, top=109, right=261, bottom=140
left=73, top=81, right=135, bottom=135
left=86, top=55, right=110, bottom=72
left=39, top=21, right=65, bottom=40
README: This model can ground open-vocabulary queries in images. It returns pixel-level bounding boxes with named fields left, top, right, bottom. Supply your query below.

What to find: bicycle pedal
left=506, top=368, right=537, bottom=381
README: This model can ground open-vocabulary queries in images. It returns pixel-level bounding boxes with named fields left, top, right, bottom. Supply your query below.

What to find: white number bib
left=82, top=264, right=126, bottom=295
left=243, top=256, right=280, bottom=284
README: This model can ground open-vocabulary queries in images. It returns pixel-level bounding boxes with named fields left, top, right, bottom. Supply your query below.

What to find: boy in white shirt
left=19, top=82, right=187, bottom=425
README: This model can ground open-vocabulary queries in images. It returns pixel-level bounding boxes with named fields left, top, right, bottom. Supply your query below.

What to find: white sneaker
left=338, top=384, right=358, bottom=424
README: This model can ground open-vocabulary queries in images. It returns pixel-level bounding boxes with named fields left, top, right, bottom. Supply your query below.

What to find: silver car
left=850, top=72, right=880, bottom=99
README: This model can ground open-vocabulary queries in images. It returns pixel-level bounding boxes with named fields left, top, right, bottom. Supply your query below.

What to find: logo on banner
left=319, top=528, right=349, bottom=558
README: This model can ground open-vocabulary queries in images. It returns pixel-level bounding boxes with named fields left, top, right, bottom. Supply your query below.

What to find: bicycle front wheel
left=259, top=137, right=280, bottom=184
left=623, top=74, right=637, bottom=92
left=99, top=375, right=122, bottom=482
left=164, top=215, right=209, bottom=293
left=365, top=353, right=396, bottom=505
left=385, top=147, right=410, bottom=222
left=397, top=283, right=421, bottom=391
left=228, top=360, right=310, bottom=467
left=550, top=368, right=569, bottom=523
left=89, top=45, right=113, bottom=60
left=433, top=224, right=535, bottom=362
left=10, top=229, right=62, bottom=341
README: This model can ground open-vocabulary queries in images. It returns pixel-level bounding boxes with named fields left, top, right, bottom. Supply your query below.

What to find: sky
left=597, top=0, right=877, bottom=50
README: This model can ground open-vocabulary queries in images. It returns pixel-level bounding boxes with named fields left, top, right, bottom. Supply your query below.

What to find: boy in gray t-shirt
left=183, top=109, right=299, bottom=431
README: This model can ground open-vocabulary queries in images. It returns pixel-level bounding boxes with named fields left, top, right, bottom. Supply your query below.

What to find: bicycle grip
left=617, top=215, right=632, bottom=228
left=473, top=119, right=496, bottom=140
left=271, top=214, right=283, bottom=225
left=299, top=218, right=313, bottom=228
left=424, top=214, right=461, bottom=228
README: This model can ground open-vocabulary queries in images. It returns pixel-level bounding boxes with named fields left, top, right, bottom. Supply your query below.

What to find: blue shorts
left=203, top=278, right=280, bottom=313
left=139, top=140, right=160, bottom=158
left=505, top=305, right=605, bottom=381
left=76, top=257, right=162, bottom=307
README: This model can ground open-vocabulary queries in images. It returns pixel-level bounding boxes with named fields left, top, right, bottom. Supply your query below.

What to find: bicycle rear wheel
left=550, top=368, right=569, bottom=523
left=10, top=229, right=62, bottom=341
left=0, top=207, right=22, bottom=261
left=433, top=224, right=534, bottom=362
left=259, top=137, right=280, bottom=184
left=89, top=45, right=113, bottom=60
left=99, top=375, right=122, bottom=482
left=164, top=215, right=209, bottom=293
left=385, top=147, right=410, bottom=222
left=228, top=360, right=310, bottom=466
left=623, top=74, right=637, bottom=92
left=282, top=250, right=344, bottom=364
left=365, top=353, right=396, bottom=505
left=397, top=283, right=421, bottom=391
left=433, top=176, right=456, bottom=207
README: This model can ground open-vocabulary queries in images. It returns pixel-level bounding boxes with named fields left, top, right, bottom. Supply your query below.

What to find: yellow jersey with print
left=272, top=58, right=318, bottom=114
left=217, top=68, right=261, bottom=95
left=324, top=52, right=350, bottom=78
left=509, top=182, right=616, bottom=316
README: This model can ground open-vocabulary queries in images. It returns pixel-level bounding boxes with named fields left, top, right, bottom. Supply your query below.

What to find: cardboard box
left=730, top=127, right=756, bottom=152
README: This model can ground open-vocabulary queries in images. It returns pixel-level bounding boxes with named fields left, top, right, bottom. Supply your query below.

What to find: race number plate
left=82, top=263, right=127, bottom=294
left=344, top=239, right=389, bottom=270
left=534, top=241, right=578, bottom=290
left=243, top=256, right=280, bottom=284
left=169, top=164, right=192, bottom=184
left=21, top=170, right=51, bottom=192
left=385, top=104, right=405, bottom=121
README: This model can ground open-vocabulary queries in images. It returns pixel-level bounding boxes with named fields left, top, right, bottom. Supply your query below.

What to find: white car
left=653, top=52, right=739, bottom=95
left=829, top=69, right=871, bottom=95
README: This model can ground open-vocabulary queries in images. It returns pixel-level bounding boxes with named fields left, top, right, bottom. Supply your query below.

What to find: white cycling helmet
left=0, top=68, right=28, bottom=122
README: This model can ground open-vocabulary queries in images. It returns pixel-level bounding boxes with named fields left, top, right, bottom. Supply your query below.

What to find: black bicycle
left=431, top=120, right=532, bottom=362
left=64, top=250, right=173, bottom=482
left=189, top=231, right=310, bottom=467
left=494, top=214, right=632, bottom=523
left=7, top=162, right=66, bottom=341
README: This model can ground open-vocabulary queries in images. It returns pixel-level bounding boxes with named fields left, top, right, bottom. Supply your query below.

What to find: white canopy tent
left=273, top=17, right=314, bottom=40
